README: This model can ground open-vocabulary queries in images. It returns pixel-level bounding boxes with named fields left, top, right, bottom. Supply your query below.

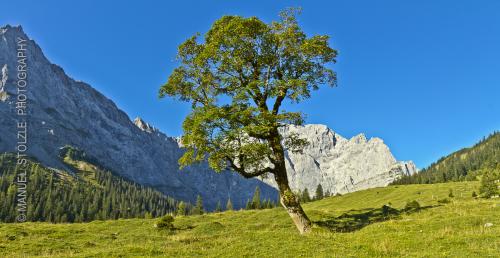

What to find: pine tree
left=226, top=198, right=233, bottom=211
left=177, top=201, right=186, bottom=216
left=324, top=190, right=331, bottom=197
left=215, top=201, right=222, bottom=212
left=301, top=188, right=311, bottom=203
left=479, top=171, right=499, bottom=198
left=1, top=152, right=178, bottom=223
left=315, top=184, right=324, bottom=200
left=251, top=186, right=261, bottom=209
left=245, top=199, right=252, bottom=210
left=193, top=195, right=204, bottom=215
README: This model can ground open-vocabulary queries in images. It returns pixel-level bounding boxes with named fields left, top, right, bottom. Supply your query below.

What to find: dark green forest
left=0, top=146, right=280, bottom=223
left=393, top=132, right=500, bottom=185
left=0, top=147, right=177, bottom=223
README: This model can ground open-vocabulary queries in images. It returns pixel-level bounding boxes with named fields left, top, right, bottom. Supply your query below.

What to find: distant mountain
left=267, top=124, right=417, bottom=196
left=393, top=132, right=500, bottom=184
left=0, top=25, right=277, bottom=210
left=0, top=148, right=178, bottom=223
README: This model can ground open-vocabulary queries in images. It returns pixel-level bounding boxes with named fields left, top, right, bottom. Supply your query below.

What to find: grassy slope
left=0, top=181, right=498, bottom=257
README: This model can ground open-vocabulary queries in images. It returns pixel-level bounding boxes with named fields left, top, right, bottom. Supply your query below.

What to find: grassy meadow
left=0, top=181, right=498, bottom=257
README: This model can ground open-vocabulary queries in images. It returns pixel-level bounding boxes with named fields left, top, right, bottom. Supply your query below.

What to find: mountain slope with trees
left=0, top=147, right=178, bottom=223
left=393, top=131, right=499, bottom=185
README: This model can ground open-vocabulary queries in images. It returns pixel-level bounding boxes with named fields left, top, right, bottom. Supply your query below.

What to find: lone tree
left=160, top=9, right=337, bottom=234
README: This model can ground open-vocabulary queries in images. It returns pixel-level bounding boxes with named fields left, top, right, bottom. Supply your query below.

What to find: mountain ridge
left=268, top=124, right=417, bottom=195
left=0, top=24, right=278, bottom=209
left=393, top=131, right=499, bottom=184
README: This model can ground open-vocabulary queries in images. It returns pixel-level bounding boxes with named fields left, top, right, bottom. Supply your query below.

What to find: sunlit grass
left=0, top=181, right=498, bottom=257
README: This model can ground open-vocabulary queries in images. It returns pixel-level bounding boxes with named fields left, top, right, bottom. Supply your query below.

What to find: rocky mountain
left=0, top=25, right=416, bottom=208
left=0, top=25, right=277, bottom=209
left=270, top=124, right=417, bottom=196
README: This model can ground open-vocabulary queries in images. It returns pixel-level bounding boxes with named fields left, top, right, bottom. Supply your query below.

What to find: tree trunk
left=275, top=171, right=313, bottom=234
left=270, top=128, right=312, bottom=234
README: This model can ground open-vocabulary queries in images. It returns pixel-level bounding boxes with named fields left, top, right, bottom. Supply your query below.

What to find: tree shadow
left=314, top=205, right=437, bottom=233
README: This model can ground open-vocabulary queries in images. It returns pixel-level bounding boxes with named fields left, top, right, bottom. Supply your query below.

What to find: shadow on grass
left=314, top=205, right=437, bottom=233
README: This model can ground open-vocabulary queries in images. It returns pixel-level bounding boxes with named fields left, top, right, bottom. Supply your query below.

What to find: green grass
left=1, top=181, right=498, bottom=257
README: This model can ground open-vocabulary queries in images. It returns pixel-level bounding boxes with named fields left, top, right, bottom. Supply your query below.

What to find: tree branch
left=226, top=156, right=274, bottom=178
left=272, top=88, right=287, bottom=115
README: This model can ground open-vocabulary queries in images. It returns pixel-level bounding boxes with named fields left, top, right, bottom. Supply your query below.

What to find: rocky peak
left=350, top=133, right=367, bottom=144
left=265, top=124, right=418, bottom=195
left=134, top=117, right=158, bottom=133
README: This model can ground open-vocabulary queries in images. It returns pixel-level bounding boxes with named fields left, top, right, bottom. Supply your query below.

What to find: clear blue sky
left=2, top=0, right=499, bottom=168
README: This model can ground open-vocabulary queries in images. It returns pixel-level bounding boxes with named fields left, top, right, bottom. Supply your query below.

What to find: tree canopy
left=159, top=8, right=337, bottom=177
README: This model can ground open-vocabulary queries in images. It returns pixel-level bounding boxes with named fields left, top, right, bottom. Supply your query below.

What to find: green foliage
left=192, top=195, right=204, bottom=215
left=251, top=186, right=261, bottom=209
left=324, top=189, right=331, bottom=198
left=215, top=201, right=223, bottom=212
left=0, top=152, right=177, bottom=223
left=159, top=8, right=336, bottom=233
left=156, top=215, right=175, bottom=230
left=176, top=201, right=187, bottom=216
left=393, top=132, right=500, bottom=184
left=479, top=169, right=499, bottom=198
left=245, top=186, right=278, bottom=210
left=226, top=198, right=233, bottom=211
left=245, top=199, right=252, bottom=210
left=315, top=184, right=324, bottom=200
left=159, top=9, right=337, bottom=178
left=300, top=188, right=311, bottom=203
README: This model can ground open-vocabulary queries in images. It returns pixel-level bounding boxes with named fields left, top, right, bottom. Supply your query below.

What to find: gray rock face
left=133, top=117, right=159, bottom=134
left=263, top=124, right=417, bottom=196
left=0, top=64, right=8, bottom=102
left=0, top=25, right=277, bottom=209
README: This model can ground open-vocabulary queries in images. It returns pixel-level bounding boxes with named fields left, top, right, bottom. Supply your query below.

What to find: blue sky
left=2, top=1, right=499, bottom=168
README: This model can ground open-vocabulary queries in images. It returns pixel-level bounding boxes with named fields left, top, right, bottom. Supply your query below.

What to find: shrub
left=380, top=205, right=399, bottom=218
left=448, top=189, right=454, bottom=198
left=155, top=215, right=175, bottom=230
left=472, top=191, right=478, bottom=198
left=479, top=171, right=499, bottom=198
left=437, top=198, right=450, bottom=204
left=404, top=200, right=421, bottom=211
